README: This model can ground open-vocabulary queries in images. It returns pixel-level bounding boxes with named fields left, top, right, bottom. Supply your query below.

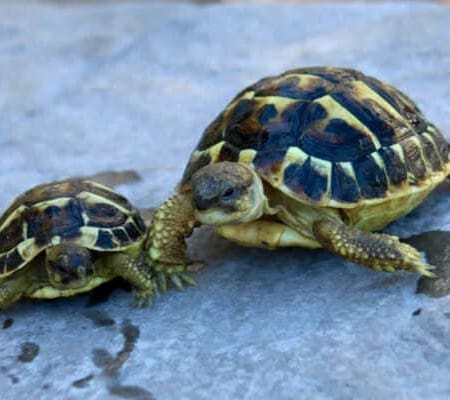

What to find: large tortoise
left=148, top=67, right=450, bottom=286
left=0, top=179, right=155, bottom=308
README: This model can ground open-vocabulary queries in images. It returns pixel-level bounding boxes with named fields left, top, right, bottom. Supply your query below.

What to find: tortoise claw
left=180, top=272, right=197, bottom=286
left=170, top=274, right=184, bottom=291
left=157, top=272, right=167, bottom=292
left=134, top=288, right=154, bottom=308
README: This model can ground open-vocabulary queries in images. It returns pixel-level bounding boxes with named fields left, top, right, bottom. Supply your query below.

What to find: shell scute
left=353, top=155, right=388, bottom=199
left=330, top=163, right=360, bottom=203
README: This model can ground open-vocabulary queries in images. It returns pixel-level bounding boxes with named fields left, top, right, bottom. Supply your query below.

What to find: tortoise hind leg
left=313, top=219, right=435, bottom=277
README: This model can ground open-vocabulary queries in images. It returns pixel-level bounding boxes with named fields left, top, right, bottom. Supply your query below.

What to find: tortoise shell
left=182, top=67, right=450, bottom=207
left=0, top=179, right=146, bottom=278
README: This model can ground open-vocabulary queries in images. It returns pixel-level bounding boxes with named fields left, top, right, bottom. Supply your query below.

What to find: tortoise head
left=45, top=244, right=95, bottom=290
left=190, top=161, right=267, bottom=225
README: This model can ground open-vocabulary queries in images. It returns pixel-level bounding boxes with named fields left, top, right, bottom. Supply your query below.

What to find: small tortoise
left=148, top=67, right=450, bottom=285
left=0, top=179, right=155, bottom=308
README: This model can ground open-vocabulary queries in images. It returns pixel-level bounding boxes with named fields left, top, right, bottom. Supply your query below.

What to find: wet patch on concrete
left=72, top=374, right=94, bottom=389
left=109, top=384, right=155, bottom=400
left=2, top=318, right=14, bottom=329
left=18, top=342, right=40, bottom=363
left=83, top=310, right=116, bottom=327
left=405, top=230, right=450, bottom=297
left=412, top=308, right=422, bottom=316
left=91, top=320, right=154, bottom=398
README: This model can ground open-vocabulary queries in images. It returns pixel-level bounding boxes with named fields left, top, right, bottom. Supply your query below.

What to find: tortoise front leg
left=98, top=253, right=155, bottom=307
left=313, top=220, right=435, bottom=276
left=147, top=193, right=198, bottom=292
left=0, top=275, right=32, bottom=309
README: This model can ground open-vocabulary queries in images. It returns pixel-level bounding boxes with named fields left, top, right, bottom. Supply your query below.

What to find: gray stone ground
left=1, top=2, right=450, bottom=399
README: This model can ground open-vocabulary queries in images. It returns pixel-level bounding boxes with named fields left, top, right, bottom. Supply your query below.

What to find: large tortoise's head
left=46, top=244, right=95, bottom=290
left=190, top=161, right=267, bottom=225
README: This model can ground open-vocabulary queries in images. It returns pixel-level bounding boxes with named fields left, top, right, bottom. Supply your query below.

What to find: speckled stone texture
left=0, top=2, right=450, bottom=400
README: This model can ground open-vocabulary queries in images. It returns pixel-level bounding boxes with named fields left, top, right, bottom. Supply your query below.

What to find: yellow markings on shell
left=268, top=146, right=309, bottom=190
left=252, top=95, right=299, bottom=111
left=328, top=162, right=358, bottom=208
left=238, top=149, right=257, bottom=164
left=285, top=146, right=309, bottom=165
left=17, top=238, right=40, bottom=261
left=207, top=141, right=227, bottom=163
left=412, top=135, right=432, bottom=176
left=78, top=226, right=103, bottom=248
left=0, top=204, right=26, bottom=232
left=315, top=95, right=382, bottom=149
left=32, top=196, right=73, bottom=209
left=50, top=236, right=62, bottom=246
left=422, top=131, right=446, bottom=167
left=310, top=156, right=332, bottom=201
left=29, top=277, right=108, bottom=299
left=78, top=191, right=129, bottom=213
left=351, top=80, right=411, bottom=130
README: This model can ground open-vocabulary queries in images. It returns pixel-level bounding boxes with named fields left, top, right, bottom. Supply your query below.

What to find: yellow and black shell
left=0, top=179, right=146, bottom=278
left=182, top=67, right=450, bottom=207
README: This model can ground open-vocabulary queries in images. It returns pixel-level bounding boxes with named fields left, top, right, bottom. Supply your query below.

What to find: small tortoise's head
left=190, top=162, right=266, bottom=226
left=46, top=244, right=95, bottom=290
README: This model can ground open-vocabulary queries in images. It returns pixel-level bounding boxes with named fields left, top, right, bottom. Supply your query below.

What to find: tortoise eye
left=222, top=188, right=235, bottom=199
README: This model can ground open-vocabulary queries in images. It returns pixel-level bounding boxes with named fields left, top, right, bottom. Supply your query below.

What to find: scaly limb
left=0, top=274, right=32, bottom=309
left=99, top=253, right=156, bottom=307
left=147, top=193, right=198, bottom=292
left=313, top=219, right=435, bottom=276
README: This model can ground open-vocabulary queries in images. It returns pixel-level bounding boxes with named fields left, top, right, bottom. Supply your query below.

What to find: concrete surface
left=0, top=2, right=449, bottom=399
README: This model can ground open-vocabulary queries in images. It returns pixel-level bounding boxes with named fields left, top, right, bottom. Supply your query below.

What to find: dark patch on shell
left=428, top=127, right=449, bottom=163
left=378, top=147, right=408, bottom=185
left=419, top=134, right=443, bottom=172
left=364, top=77, right=407, bottom=116
left=86, top=203, right=128, bottom=228
left=258, top=103, right=278, bottom=125
left=331, top=91, right=397, bottom=146
left=112, top=228, right=130, bottom=246
left=284, top=157, right=328, bottom=200
left=94, top=230, right=116, bottom=249
left=84, top=182, right=134, bottom=212
left=18, top=342, right=40, bottom=362
left=0, top=215, right=23, bottom=253
left=331, top=163, right=360, bottom=203
left=256, top=75, right=329, bottom=101
left=218, top=142, right=240, bottom=162
left=125, top=223, right=142, bottom=241
left=27, top=199, right=85, bottom=246
left=353, top=155, right=388, bottom=198
left=253, top=150, right=286, bottom=177
left=401, top=137, right=427, bottom=181
left=5, top=249, right=25, bottom=273
left=300, top=118, right=377, bottom=162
